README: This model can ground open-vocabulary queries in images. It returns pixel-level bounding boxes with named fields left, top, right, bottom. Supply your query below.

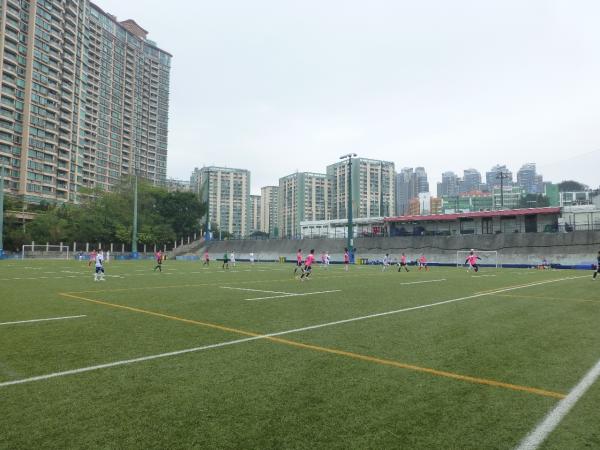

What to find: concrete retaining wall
left=192, top=231, right=600, bottom=266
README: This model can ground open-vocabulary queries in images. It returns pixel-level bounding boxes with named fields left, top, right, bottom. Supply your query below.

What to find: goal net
left=22, top=244, right=70, bottom=260
left=456, top=250, right=500, bottom=268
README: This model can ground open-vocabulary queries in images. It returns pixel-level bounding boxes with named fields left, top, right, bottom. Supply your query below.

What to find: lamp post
left=131, top=173, right=139, bottom=258
left=205, top=168, right=211, bottom=240
left=0, top=164, right=5, bottom=257
left=340, top=153, right=357, bottom=254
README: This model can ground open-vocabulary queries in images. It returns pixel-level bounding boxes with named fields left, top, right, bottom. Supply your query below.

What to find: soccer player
left=300, top=249, right=315, bottom=281
left=154, top=250, right=163, bottom=272
left=230, top=251, right=236, bottom=267
left=203, top=251, right=210, bottom=266
left=593, top=251, right=600, bottom=280
left=382, top=253, right=390, bottom=272
left=418, top=254, right=429, bottom=271
left=249, top=252, right=255, bottom=264
left=320, top=251, right=326, bottom=266
left=343, top=248, right=350, bottom=272
left=88, top=249, right=97, bottom=268
left=222, top=251, right=229, bottom=270
left=465, top=249, right=482, bottom=273
left=94, top=250, right=105, bottom=281
left=294, top=249, right=303, bottom=275
left=324, top=251, right=330, bottom=269
left=398, top=253, right=409, bottom=272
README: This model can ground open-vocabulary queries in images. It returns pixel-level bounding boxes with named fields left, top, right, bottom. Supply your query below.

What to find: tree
left=519, top=194, right=550, bottom=208
left=15, top=176, right=206, bottom=247
left=558, top=180, right=588, bottom=192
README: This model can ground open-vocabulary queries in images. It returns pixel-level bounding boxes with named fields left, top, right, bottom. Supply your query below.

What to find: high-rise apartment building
left=260, top=185, right=279, bottom=237
left=517, top=163, right=543, bottom=194
left=250, top=194, right=261, bottom=233
left=395, top=167, right=429, bottom=216
left=486, top=165, right=513, bottom=190
left=278, top=172, right=328, bottom=238
left=327, top=158, right=395, bottom=220
left=0, top=1, right=171, bottom=203
left=190, top=166, right=250, bottom=238
left=414, top=167, right=429, bottom=194
left=437, top=171, right=460, bottom=197
left=461, top=168, right=482, bottom=193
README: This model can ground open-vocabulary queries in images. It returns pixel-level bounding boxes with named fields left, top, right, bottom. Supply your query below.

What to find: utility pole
left=496, top=171, right=510, bottom=209
left=340, top=153, right=357, bottom=254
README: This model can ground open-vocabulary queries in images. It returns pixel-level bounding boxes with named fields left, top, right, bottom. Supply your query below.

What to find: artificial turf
left=0, top=259, right=599, bottom=449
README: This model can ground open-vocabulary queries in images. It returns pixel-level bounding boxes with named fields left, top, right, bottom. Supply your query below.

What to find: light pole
left=340, top=153, right=357, bottom=254
left=0, top=164, right=5, bottom=257
left=131, top=173, right=139, bottom=257
left=205, top=169, right=211, bottom=240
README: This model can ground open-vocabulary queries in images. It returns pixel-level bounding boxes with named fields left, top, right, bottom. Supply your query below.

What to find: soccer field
left=1, top=260, right=599, bottom=449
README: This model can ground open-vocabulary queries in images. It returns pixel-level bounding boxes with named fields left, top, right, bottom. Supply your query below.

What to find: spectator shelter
left=385, top=207, right=561, bottom=236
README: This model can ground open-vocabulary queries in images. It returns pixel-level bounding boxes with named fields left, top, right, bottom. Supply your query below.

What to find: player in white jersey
left=382, top=253, right=390, bottom=271
left=94, top=250, right=105, bottom=281
left=230, top=251, right=236, bottom=267
left=249, top=252, right=255, bottom=264
left=324, top=252, right=330, bottom=269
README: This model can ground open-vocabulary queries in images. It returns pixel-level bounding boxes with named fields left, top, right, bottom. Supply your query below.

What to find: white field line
left=0, top=275, right=586, bottom=387
left=220, top=286, right=294, bottom=295
left=400, top=279, right=446, bottom=285
left=0, top=315, right=86, bottom=327
left=472, top=275, right=497, bottom=278
left=515, top=358, right=600, bottom=450
left=244, top=289, right=342, bottom=301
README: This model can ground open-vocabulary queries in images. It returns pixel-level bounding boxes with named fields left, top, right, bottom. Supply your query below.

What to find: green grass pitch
left=1, top=259, right=599, bottom=449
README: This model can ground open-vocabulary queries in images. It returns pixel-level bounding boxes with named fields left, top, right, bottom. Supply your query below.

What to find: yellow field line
left=58, top=292, right=566, bottom=400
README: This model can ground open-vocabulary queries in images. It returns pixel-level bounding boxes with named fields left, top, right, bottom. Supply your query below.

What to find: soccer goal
left=22, top=244, right=70, bottom=260
left=456, top=250, right=500, bottom=268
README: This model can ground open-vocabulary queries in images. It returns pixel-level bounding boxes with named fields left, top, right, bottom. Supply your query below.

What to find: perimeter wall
left=189, top=231, right=600, bottom=266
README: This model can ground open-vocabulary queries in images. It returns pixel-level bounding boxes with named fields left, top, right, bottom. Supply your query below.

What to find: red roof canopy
left=384, top=207, right=561, bottom=223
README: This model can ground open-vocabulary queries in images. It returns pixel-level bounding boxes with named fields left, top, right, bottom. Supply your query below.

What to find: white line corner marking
left=0, top=315, right=87, bottom=327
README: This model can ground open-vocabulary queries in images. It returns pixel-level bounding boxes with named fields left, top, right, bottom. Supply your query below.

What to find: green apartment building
left=278, top=172, right=328, bottom=238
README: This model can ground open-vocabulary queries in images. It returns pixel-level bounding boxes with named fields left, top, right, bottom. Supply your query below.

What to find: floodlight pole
left=0, top=164, right=4, bottom=257
left=205, top=168, right=211, bottom=239
left=340, top=153, right=357, bottom=254
left=132, top=173, right=139, bottom=257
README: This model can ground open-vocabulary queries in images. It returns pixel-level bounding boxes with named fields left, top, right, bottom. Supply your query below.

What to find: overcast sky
left=100, top=0, right=600, bottom=193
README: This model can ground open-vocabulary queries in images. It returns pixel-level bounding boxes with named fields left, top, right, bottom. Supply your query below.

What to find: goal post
left=22, top=244, right=70, bottom=260
left=456, top=250, right=500, bottom=268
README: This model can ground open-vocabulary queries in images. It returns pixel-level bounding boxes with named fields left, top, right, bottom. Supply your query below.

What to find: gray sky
left=100, top=0, right=600, bottom=193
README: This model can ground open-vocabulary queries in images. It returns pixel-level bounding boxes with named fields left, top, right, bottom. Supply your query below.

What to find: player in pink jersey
left=203, top=251, right=210, bottom=266
left=343, top=248, right=350, bottom=272
left=88, top=249, right=97, bottom=268
left=300, top=249, right=315, bottom=281
left=294, top=249, right=303, bottom=276
left=464, top=249, right=481, bottom=272
left=397, top=252, right=409, bottom=272
left=418, top=254, right=429, bottom=271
